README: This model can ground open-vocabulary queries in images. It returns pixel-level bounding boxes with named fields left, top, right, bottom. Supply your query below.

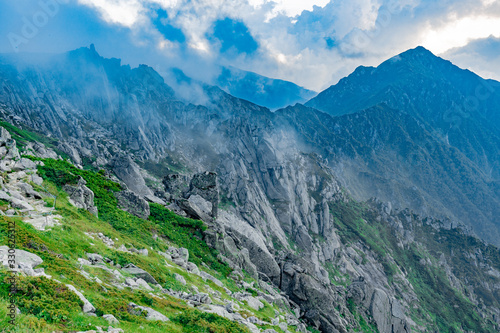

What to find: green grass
left=148, top=203, right=232, bottom=277
left=171, top=310, right=250, bottom=333
left=0, top=154, right=247, bottom=332
left=0, top=121, right=59, bottom=153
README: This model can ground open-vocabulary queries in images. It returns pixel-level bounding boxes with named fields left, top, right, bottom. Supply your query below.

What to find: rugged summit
left=305, top=46, right=500, bottom=245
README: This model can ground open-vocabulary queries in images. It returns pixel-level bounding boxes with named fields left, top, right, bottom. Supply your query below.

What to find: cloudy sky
left=1, top=0, right=500, bottom=91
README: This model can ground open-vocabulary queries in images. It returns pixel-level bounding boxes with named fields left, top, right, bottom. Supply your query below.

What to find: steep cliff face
left=0, top=47, right=499, bottom=332
left=275, top=104, right=500, bottom=246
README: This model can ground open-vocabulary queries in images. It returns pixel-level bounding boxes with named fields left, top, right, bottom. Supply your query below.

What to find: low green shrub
left=172, top=310, right=250, bottom=333
left=0, top=274, right=82, bottom=323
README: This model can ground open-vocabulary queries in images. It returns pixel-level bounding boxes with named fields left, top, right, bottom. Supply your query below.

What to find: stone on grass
left=122, top=263, right=158, bottom=284
left=174, top=273, right=187, bottom=285
left=128, top=302, right=169, bottom=322
left=66, top=284, right=96, bottom=314
left=103, top=314, right=119, bottom=325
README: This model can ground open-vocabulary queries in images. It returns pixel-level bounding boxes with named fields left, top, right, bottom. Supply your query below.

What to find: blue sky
left=1, top=0, right=500, bottom=91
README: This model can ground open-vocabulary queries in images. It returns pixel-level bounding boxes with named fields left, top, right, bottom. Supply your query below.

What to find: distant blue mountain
left=215, top=66, right=316, bottom=110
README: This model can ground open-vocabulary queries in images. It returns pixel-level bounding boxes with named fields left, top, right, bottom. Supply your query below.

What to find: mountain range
left=0, top=45, right=498, bottom=333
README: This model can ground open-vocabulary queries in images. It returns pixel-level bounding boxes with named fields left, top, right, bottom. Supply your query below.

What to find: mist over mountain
left=214, top=66, right=317, bottom=110
left=0, top=45, right=499, bottom=333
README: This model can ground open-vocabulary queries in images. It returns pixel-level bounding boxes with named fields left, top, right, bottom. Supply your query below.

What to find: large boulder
left=114, top=190, right=150, bottom=219
left=0, top=246, right=46, bottom=276
left=109, top=155, right=152, bottom=197
left=0, top=127, right=11, bottom=146
left=178, top=194, right=213, bottom=222
left=63, top=177, right=98, bottom=216
left=12, top=158, right=37, bottom=171
left=189, top=172, right=218, bottom=218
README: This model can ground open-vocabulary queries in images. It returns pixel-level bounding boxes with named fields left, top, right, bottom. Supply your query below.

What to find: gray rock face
left=128, top=302, right=169, bottom=322
left=66, top=284, right=96, bottom=314
left=163, top=174, right=189, bottom=197
left=279, top=256, right=347, bottom=333
left=58, top=142, right=82, bottom=165
left=122, top=263, right=158, bottom=284
left=348, top=278, right=410, bottom=333
left=114, top=190, right=150, bottom=219
left=110, top=155, right=152, bottom=197
left=0, top=246, right=45, bottom=276
left=12, top=158, right=37, bottom=171
left=63, top=177, right=98, bottom=216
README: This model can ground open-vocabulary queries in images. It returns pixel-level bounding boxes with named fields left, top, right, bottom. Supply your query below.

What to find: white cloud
left=422, top=15, right=500, bottom=54
left=247, top=0, right=330, bottom=17
left=69, top=0, right=500, bottom=91
left=78, top=0, right=145, bottom=27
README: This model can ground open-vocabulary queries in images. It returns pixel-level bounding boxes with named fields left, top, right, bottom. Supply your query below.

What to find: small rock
left=186, top=262, right=200, bottom=275
left=174, top=273, right=187, bottom=286
left=125, top=278, right=138, bottom=287
left=103, top=314, right=120, bottom=325
left=78, top=258, right=92, bottom=266
left=225, top=302, right=234, bottom=313
left=66, top=284, right=95, bottom=313
left=245, top=296, right=264, bottom=311
left=106, top=327, right=124, bottom=333
left=128, top=302, right=169, bottom=322
left=86, top=253, right=103, bottom=264
left=122, top=263, right=158, bottom=284
left=136, top=278, right=153, bottom=291
left=112, top=270, right=124, bottom=281
left=279, top=322, right=288, bottom=332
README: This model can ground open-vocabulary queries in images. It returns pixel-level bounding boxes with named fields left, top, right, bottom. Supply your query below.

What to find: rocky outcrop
left=162, top=172, right=219, bottom=222
left=63, top=177, right=98, bottom=216
left=0, top=246, right=48, bottom=277
left=114, top=190, right=150, bottom=219
left=109, top=155, right=152, bottom=197
left=279, top=255, right=349, bottom=333
left=189, top=172, right=218, bottom=218
left=122, top=264, right=158, bottom=284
